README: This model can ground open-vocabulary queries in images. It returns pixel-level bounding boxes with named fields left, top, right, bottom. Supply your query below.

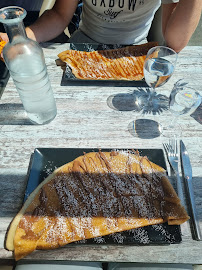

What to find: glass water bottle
left=0, top=6, right=57, bottom=125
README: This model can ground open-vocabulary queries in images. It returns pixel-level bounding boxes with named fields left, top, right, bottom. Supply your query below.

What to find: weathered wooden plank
left=0, top=44, right=201, bottom=265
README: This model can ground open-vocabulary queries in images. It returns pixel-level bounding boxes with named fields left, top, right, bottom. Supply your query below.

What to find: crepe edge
left=6, top=150, right=189, bottom=252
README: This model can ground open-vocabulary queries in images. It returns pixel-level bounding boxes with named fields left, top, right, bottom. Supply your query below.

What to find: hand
left=0, top=32, right=9, bottom=42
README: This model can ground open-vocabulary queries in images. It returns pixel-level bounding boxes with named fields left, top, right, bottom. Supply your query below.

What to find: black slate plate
left=61, top=43, right=147, bottom=87
left=24, top=148, right=182, bottom=245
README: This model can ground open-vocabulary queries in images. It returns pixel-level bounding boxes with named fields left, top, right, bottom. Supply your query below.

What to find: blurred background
left=0, top=1, right=42, bottom=32
left=0, top=0, right=70, bottom=42
left=0, top=1, right=43, bottom=11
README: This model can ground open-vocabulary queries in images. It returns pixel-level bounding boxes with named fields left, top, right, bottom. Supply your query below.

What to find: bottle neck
left=4, top=21, right=27, bottom=43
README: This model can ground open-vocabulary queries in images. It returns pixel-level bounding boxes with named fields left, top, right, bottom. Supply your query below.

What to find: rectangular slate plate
left=25, top=148, right=182, bottom=245
left=60, top=43, right=147, bottom=87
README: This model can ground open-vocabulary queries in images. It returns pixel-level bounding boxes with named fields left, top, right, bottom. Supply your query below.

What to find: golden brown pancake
left=6, top=150, right=189, bottom=261
left=0, top=38, right=6, bottom=61
left=58, top=42, right=158, bottom=80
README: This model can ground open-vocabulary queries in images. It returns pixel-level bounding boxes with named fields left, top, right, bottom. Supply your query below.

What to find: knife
left=180, top=140, right=202, bottom=240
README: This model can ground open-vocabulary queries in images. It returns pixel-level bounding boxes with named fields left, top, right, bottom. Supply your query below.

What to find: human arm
left=0, top=0, right=79, bottom=43
left=162, top=0, right=202, bottom=52
left=26, top=0, right=79, bottom=42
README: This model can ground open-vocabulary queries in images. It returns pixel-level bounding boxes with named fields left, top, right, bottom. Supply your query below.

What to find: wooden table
left=0, top=43, right=201, bottom=266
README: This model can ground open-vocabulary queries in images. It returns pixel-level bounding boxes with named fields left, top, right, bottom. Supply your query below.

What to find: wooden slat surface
left=0, top=43, right=201, bottom=265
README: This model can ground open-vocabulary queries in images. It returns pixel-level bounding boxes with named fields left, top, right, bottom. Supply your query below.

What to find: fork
left=163, top=139, right=184, bottom=204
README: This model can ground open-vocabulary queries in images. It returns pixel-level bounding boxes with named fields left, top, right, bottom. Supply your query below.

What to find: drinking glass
left=162, top=79, right=201, bottom=137
left=133, top=46, right=178, bottom=138
left=169, top=80, right=201, bottom=125
left=142, top=46, right=178, bottom=110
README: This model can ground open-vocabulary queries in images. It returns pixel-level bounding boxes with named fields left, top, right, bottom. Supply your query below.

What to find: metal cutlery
left=180, top=140, right=202, bottom=241
left=163, top=139, right=184, bottom=204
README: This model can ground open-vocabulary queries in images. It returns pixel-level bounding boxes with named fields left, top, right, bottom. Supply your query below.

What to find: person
left=0, top=0, right=202, bottom=52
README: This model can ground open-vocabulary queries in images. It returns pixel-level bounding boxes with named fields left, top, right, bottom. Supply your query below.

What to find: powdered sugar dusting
left=111, top=231, right=126, bottom=244
left=44, top=161, right=57, bottom=176
left=19, top=150, right=183, bottom=251
left=63, top=47, right=145, bottom=80
left=93, top=236, right=106, bottom=244
left=130, top=227, right=150, bottom=244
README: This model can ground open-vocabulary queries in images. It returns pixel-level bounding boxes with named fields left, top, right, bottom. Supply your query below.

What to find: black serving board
left=24, top=148, right=182, bottom=245
left=61, top=43, right=147, bottom=87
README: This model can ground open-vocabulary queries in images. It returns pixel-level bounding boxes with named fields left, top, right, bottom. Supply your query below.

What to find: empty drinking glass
left=162, top=79, right=201, bottom=137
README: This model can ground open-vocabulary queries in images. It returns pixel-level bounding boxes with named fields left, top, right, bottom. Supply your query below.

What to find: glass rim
left=148, top=45, right=178, bottom=54
left=0, top=6, right=26, bottom=24
left=173, top=79, right=202, bottom=91
left=146, top=45, right=178, bottom=63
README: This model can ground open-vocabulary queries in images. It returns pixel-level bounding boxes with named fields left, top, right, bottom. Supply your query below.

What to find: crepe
left=0, top=38, right=6, bottom=61
left=58, top=42, right=158, bottom=80
left=6, top=150, right=189, bottom=261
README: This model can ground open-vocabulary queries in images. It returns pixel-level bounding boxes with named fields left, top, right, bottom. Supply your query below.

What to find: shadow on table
left=107, top=87, right=169, bottom=115
left=0, top=103, right=33, bottom=125
left=107, top=87, right=169, bottom=139
left=128, top=119, right=161, bottom=139
left=191, top=102, right=202, bottom=125
left=0, top=172, right=28, bottom=218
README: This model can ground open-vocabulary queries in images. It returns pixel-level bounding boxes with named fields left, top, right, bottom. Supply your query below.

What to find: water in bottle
left=0, top=6, right=57, bottom=124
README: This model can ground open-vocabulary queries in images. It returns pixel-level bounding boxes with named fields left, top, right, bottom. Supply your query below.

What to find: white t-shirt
left=79, top=0, right=179, bottom=44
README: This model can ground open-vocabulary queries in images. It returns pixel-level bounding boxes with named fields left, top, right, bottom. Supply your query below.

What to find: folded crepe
left=0, top=38, right=6, bottom=61
left=6, top=150, right=189, bottom=261
left=58, top=42, right=158, bottom=80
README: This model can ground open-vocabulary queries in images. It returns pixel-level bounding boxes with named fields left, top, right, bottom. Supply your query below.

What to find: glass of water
left=133, top=46, right=178, bottom=138
left=142, top=46, right=178, bottom=109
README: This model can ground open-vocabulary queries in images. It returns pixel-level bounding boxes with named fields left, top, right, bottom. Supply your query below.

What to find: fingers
left=0, top=32, right=9, bottom=42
